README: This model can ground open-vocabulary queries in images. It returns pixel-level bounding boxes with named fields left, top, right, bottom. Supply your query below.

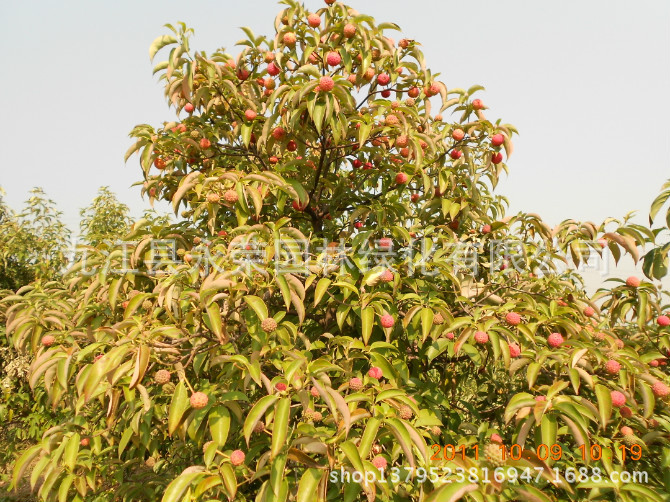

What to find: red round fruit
left=620, top=406, right=633, bottom=418
left=378, top=237, right=392, bottom=249
left=244, top=109, right=257, bottom=121
left=199, top=138, right=211, bottom=149
left=326, top=51, right=341, bottom=67
left=491, top=152, right=503, bottom=164
left=380, top=314, right=395, bottom=328
left=657, top=315, right=670, bottom=326
left=505, top=312, right=521, bottom=326
left=395, top=172, right=408, bottom=184
left=547, top=332, right=564, bottom=348
left=318, top=76, right=335, bottom=92
left=605, top=360, right=621, bottom=374
left=450, top=149, right=462, bottom=160
left=349, top=377, right=363, bottom=391
left=368, top=367, right=383, bottom=379
left=381, top=89, right=391, bottom=98
left=153, top=157, right=167, bottom=170
left=411, top=193, right=420, bottom=203
left=343, top=23, right=356, bottom=38
left=452, top=129, right=465, bottom=141
left=275, top=382, right=287, bottom=391
left=584, top=306, right=595, bottom=317
left=230, top=449, right=245, bottom=466
left=310, top=386, right=320, bottom=397
left=283, top=32, right=297, bottom=46
left=190, top=392, right=209, bottom=409
left=474, top=331, right=489, bottom=344
left=41, top=335, right=55, bottom=347
left=307, top=13, right=321, bottom=28
left=372, top=455, right=387, bottom=470
left=379, top=269, right=394, bottom=283
left=472, top=99, right=484, bottom=110
left=490, top=434, right=503, bottom=443
left=272, top=127, right=286, bottom=140
left=267, top=62, right=280, bottom=76
left=445, top=332, right=455, bottom=340
left=377, top=73, right=390, bottom=86
left=80, top=438, right=90, bottom=447
left=625, top=276, right=640, bottom=288
left=611, top=390, right=626, bottom=407
left=408, top=87, right=420, bottom=98
left=491, top=133, right=504, bottom=146
left=652, top=381, right=670, bottom=397
left=508, top=343, right=521, bottom=358
left=354, top=221, right=363, bottom=229
left=482, top=224, right=492, bottom=234
left=184, top=103, right=194, bottom=113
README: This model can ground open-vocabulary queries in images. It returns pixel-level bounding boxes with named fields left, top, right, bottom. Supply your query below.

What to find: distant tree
left=79, top=187, right=131, bottom=246
left=0, top=188, right=70, bottom=291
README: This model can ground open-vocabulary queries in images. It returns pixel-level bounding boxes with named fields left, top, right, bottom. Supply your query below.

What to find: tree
left=0, top=188, right=71, bottom=291
left=79, top=187, right=131, bottom=247
left=4, top=1, right=670, bottom=501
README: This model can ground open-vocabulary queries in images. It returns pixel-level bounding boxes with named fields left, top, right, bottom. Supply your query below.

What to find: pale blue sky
left=1, top=0, right=669, bottom=291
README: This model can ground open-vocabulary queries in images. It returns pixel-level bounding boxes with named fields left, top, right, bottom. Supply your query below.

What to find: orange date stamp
left=430, top=443, right=643, bottom=462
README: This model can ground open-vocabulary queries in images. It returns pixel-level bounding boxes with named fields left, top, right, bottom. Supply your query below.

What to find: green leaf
left=63, top=433, right=80, bottom=471
left=340, top=440, right=365, bottom=473
left=361, top=306, right=374, bottom=345
left=314, top=278, right=331, bottom=307
left=420, top=307, right=434, bottom=341
left=297, top=469, right=324, bottom=502
left=149, top=35, right=178, bottom=60
left=271, top=398, right=291, bottom=459
left=209, top=406, right=231, bottom=445
left=168, top=381, right=190, bottom=436
left=244, top=394, right=279, bottom=445
left=161, top=471, right=203, bottom=502
left=424, top=481, right=479, bottom=502
left=594, top=384, right=612, bottom=430
left=244, top=295, right=269, bottom=320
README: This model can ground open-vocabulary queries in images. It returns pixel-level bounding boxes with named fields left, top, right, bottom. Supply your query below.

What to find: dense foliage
left=3, top=1, right=670, bottom=501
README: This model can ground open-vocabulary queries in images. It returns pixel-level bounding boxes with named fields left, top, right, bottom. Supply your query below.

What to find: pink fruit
left=491, top=152, right=503, bottom=164
left=491, top=133, right=504, bottom=146
left=275, top=382, right=287, bottom=391
left=378, top=237, right=393, bottom=249
left=283, top=32, right=297, bottom=46
left=490, top=434, right=503, bottom=443
left=236, top=68, right=250, bottom=80
left=80, top=438, right=90, bottom=447
left=261, top=318, right=278, bottom=333
left=505, top=312, right=521, bottom=326
left=620, top=426, right=633, bottom=436
left=657, top=315, right=670, bottom=327
left=318, top=76, right=335, bottom=92
left=244, top=109, right=257, bottom=121
left=625, top=276, right=640, bottom=288
left=395, top=135, right=409, bottom=147
left=620, top=406, right=633, bottom=418
left=267, top=62, right=280, bottom=76
left=41, top=335, right=55, bottom=347
left=652, top=381, right=670, bottom=397
left=472, top=99, right=484, bottom=110
left=349, top=377, right=363, bottom=391
left=445, top=332, right=455, bottom=340
left=368, top=367, right=383, bottom=379
left=380, top=314, right=395, bottom=328
left=395, top=172, right=408, bottom=184
left=450, top=149, right=462, bottom=160
left=411, top=193, right=420, bottom=203
left=650, top=359, right=660, bottom=367
left=155, top=370, right=171, bottom=384
left=482, top=224, right=492, bottom=234
left=326, top=51, right=341, bottom=67
left=380, top=270, right=394, bottom=283
left=584, top=306, right=595, bottom=317
left=230, top=449, right=245, bottom=466
left=605, top=360, right=621, bottom=374
left=184, top=103, right=194, bottom=113
left=199, top=138, right=211, bottom=149
left=508, top=343, right=521, bottom=358
left=381, top=89, right=391, bottom=98
left=372, top=455, right=387, bottom=470
left=224, top=190, right=238, bottom=203
left=452, top=129, right=465, bottom=141
left=611, top=391, right=626, bottom=407
left=307, top=13, right=321, bottom=27
left=377, top=73, right=390, bottom=86
left=272, top=127, right=286, bottom=140
left=474, top=331, right=489, bottom=344
left=190, top=392, right=209, bottom=409
left=310, top=386, right=320, bottom=397
left=343, top=23, right=357, bottom=38
left=547, top=333, right=564, bottom=348
left=598, top=238, right=607, bottom=248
